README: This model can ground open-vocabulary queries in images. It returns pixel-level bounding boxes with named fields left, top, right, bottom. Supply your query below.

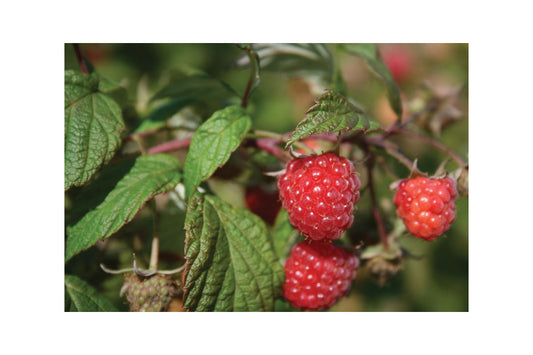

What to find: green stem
left=240, top=45, right=259, bottom=108
left=136, top=135, right=159, bottom=271
left=149, top=199, right=159, bottom=271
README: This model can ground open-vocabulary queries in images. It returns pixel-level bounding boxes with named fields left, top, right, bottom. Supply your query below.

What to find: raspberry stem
left=367, top=157, right=389, bottom=251
left=248, top=130, right=315, bottom=155
left=253, top=138, right=289, bottom=161
left=367, top=139, right=414, bottom=170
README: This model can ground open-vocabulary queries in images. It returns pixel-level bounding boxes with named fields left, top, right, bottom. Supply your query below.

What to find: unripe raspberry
left=283, top=241, right=358, bottom=311
left=121, top=273, right=177, bottom=312
left=394, top=176, right=458, bottom=241
left=278, top=153, right=360, bottom=241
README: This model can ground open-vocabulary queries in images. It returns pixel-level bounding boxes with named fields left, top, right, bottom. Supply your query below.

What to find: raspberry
left=277, top=153, right=360, bottom=241
left=394, top=176, right=458, bottom=241
left=283, top=241, right=358, bottom=310
left=381, top=46, right=413, bottom=83
left=245, top=185, right=282, bottom=226
left=121, top=273, right=177, bottom=312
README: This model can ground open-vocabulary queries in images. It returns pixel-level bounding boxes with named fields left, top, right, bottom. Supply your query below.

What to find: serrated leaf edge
left=286, top=89, right=382, bottom=148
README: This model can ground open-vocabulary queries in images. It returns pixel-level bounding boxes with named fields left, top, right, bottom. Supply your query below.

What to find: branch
left=254, top=138, right=291, bottom=162
left=365, top=138, right=414, bottom=170
left=394, top=127, right=466, bottom=167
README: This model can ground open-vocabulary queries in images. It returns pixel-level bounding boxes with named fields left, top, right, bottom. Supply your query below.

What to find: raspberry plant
left=65, top=43, right=468, bottom=312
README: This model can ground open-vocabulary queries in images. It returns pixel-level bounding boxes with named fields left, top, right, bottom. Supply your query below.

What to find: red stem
left=145, top=136, right=290, bottom=162
left=72, top=44, right=89, bottom=74
left=255, top=138, right=290, bottom=162
left=147, top=138, right=191, bottom=155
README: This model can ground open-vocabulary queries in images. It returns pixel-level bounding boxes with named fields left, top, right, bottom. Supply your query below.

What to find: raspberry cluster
left=394, top=176, right=458, bottom=241
left=278, top=153, right=360, bottom=241
left=283, top=241, right=358, bottom=310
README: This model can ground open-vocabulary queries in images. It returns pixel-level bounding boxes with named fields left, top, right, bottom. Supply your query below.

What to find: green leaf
left=98, top=76, right=130, bottom=109
left=286, top=89, right=382, bottom=147
left=65, top=154, right=182, bottom=262
left=151, top=74, right=237, bottom=102
left=132, top=74, right=238, bottom=134
left=274, top=298, right=300, bottom=312
left=272, top=209, right=303, bottom=263
left=183, top=193, right=284, bottom=311
left=184, top=105, right=251, bottom=198
left=341, top=44, right=403, bottom=119
left=237, top=43, right=334, bottom=86
left=65, top=275, right=117, bottom=312
left=65, top=70, right=126, bottom=190
left=133, top=97, right=196, bottom=133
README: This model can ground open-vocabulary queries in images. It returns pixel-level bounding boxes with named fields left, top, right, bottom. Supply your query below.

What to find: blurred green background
left=65, top=43, right=468, bottom=311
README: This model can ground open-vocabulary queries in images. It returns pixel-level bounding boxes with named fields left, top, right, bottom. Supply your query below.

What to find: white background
left=1, top=0, right=531, bottom=354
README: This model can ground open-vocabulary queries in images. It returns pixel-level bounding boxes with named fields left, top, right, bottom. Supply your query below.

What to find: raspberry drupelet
left=277, top=153, right=360, bottom=241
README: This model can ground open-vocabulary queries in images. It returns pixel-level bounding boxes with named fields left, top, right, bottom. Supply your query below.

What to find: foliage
left=64, top=43, right=468, bottom=312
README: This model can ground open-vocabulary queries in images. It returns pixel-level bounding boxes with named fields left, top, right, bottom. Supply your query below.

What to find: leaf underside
left=236, top=43, right=334, bottom=86
left=183, top=193, right=284, bottom=311
left=65, top=154, right=182, bottom=262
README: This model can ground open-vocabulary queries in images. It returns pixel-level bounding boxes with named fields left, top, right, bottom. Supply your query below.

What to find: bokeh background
left=65, top=43, right=468, bottom=311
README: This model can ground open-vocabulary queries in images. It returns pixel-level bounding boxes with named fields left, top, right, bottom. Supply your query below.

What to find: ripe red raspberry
left=277, top=153, right=360, bottom=241
left=283, top=241, right=358, bottom=311
left=245, top=185, right=282, bottom=226
left=381, top=46, right=413, bottom=83
left=394, top=176, right=458, bottom=241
